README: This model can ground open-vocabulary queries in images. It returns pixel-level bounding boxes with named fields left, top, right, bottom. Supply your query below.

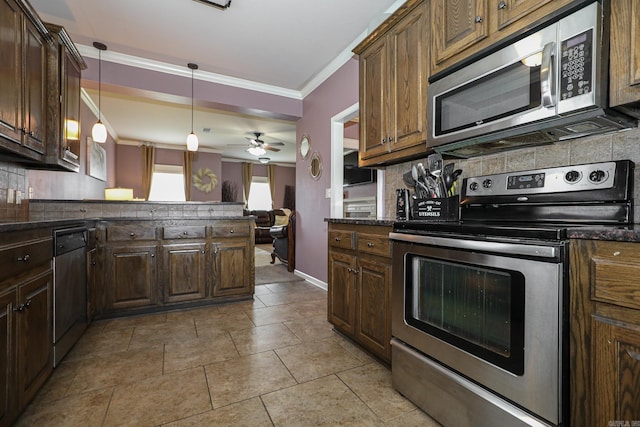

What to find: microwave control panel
left=560, top=29, right=593, bottom=100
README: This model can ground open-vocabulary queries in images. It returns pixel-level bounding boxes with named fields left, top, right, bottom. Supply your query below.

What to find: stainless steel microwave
left=427, top=1, right=636, bottom=158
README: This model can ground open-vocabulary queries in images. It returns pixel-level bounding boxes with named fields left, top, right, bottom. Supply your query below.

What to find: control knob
left=469, top=182, right=479, bottom=191
left=589, top=169, right=606, bottom=183
left=482, top=179, right=493, bottom=189
left=565, top=170, right=581, bottom=183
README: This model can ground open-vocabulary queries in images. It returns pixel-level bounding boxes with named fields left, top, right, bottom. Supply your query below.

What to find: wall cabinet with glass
left=45, top=23, right=86, bottom=172
left=0, top=0, right=50, bottom=163
left=353, top=0, right=429, bottom=167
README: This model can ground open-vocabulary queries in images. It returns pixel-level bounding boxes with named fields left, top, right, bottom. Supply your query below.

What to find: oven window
left=435, top=60, right=542, bottom=136
left=406, top=255, right=525, bottom=375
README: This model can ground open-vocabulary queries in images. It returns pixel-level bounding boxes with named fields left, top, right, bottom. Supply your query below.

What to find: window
left=247, top=176, right=272, bottom=210
left=148, top=164, right=185, bottom=201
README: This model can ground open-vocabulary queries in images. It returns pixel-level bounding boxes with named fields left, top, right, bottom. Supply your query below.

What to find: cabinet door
left=0, top=0, right=22, bottom=145
left=609, top=0, right=640, bottom=115
left=61, top=48, right=82, bottom=162
left=0, top=289, right=16, bottom=427
left=388, top=1, right=428, bottom=154
left=593, top=318, right=640, bottom=425
left=355, top=256, right=391, bottom=361
left=105, top=244, right=157, bottom=310
left=161, top=242, right=207, bottom=303
left=328, top=251, right=357, bottom=336
left=16, top=271, right=52, bottom=409
left=22, top=18, right=47, bottom=153
left=431, top=0, right=488, bottom=68
left=212, top=241, right=252, bottom=298
left=359, top=36, right=390, bottom=161
left=495, top=0, right=552, bottom=30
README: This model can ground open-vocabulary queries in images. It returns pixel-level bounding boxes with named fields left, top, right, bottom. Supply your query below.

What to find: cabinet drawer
left=106, top=225, right=156, bottom=242
left=0, top=238, right=53, bottom=282
left=211, top=224, right=250, bottom=238
left=357, top=232, right=390, bottom=258
left=329, top=230, right=355, bottom=250
left=591, top=241, right=640, bottom=310
left=162, top=226, right=206, bottom=240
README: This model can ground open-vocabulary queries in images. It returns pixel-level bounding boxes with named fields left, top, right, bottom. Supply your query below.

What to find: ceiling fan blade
left=267, top=141, right=285, bottom=146
left=263, top=144, right=280, bottom=152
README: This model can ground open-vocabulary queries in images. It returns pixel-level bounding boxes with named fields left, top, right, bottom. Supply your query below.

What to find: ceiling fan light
left=258, top=157, right=270, bottom=164
left=186, top=131, right=199, bottom=151
left=248, top=146, right=266, bottom=156
left=92, top=120, right=107, bottom=143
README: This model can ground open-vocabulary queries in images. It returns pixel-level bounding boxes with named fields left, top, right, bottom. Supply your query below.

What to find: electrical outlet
left=7, top=189, right=15, bottom=204
left=325, top=188, right=331, bottom=198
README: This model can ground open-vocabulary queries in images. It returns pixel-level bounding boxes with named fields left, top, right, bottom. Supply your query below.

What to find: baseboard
left=294, top=269, right=327, bottom=291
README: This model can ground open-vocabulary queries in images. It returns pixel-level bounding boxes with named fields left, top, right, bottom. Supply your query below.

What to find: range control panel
left=464, top=161, right=617, bottom=197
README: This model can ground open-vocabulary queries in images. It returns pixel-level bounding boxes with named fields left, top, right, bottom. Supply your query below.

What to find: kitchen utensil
left=413, top=164, right=431, bottom=198
left=442, top=163, right=455, bottom=195
left=403, top=171, right=415, bottom=188
left=427, top=154, right=446, bottom=197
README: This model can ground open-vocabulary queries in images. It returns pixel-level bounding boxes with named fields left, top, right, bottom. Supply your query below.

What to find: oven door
left=390, top=233, right=566, bottom=425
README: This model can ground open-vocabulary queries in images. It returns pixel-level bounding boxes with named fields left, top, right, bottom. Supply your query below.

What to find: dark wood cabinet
left=570, top=239, right=640, bottom=426
left=161, top=242, right=207, bottom=303
left=354, top=0, right=429, bottom=167
left=0, top=0, right=49, bottom=162
left=0, top=289, right=17, bottom=427
left=0, top=228, right=53, bottom=427
left=327, top=223, right=392, bottom=363
left=96, top=219, right=254, bottom=317
left=104, top=244, right=157, bottom=312
left=328, top=250, right=357, bottom=336
left=16, top=271, right=52, bottom=409
left=609, top=0, right=640, bottom=118
left=44, top=23, right=86, bottom=171
left=430, top=0, right=578, bottom=74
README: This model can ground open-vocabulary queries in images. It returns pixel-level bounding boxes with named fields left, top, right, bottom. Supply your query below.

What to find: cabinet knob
left=498, top=1, right=507, bottom=9
left=130, top=232, right=135, bottom=237
left=382, top=137, right=388, bottom=143
left=229, top=229, right=235, bottom=233
left=475, top=15, right=483, bottom=23
left=17, top=254, right=30, bottom=263
left=24, top=299, right=32, bottom=309
left=335, top=237, right=341, bottom=242
left=183, top=231, right=188, bottom=235
left=367, top=242, right=374, bottom=247
left=347, top=267, right=352, bottom=273
left=201, top=250, right=206, bottom=254
left=388, top=136, right=394, bottom=142
left=352, top=269, right=359, bottom=275
left=13, top=304, right=25, bottom=313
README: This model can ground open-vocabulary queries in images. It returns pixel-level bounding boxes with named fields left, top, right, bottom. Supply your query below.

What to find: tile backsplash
left=384, top=125, right=640, bottom=223
left=0, top=162, right=29, bottom=221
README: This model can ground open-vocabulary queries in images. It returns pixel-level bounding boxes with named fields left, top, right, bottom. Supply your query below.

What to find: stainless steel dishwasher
left=53, top=226, right=87, bottom=366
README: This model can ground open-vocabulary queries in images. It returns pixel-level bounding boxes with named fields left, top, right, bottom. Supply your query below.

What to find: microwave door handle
left=540, top=41, right=556, bottom=107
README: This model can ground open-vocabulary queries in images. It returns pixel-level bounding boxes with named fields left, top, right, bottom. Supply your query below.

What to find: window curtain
left=183, top=151, right=194, bottom=201
left=267, top=164, right=276, bottom=208
left=141, top=145, right=155, bottom=200
left=241, top=162, right=253, bottom=207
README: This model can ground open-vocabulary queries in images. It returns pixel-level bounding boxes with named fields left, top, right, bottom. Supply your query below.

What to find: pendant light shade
left=187, top=63, right=199, bottom=152
left=92, top=42, right=108, bottom=143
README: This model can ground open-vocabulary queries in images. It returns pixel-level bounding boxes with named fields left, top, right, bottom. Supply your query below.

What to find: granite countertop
left=325, top=218, right=640, bottom=242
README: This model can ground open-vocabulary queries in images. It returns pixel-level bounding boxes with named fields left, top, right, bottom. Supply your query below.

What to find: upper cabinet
left=45, top=23, right=87, bottom=172
left=0, top=0, right=50, bottom=162
left=430, top=0, right=578, bottom=74
left=0, top=0, right=84, bottom=171
left=609, top=0, right=640, bottom=118
left=354, top=0, right=429, bottom=167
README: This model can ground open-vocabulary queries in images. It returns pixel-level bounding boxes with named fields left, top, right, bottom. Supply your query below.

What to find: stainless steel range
left=390, top=160, right=634, bottom=427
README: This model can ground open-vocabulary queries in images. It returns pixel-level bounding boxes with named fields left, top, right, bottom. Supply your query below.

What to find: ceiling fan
left=229, top=132, right=284, bottom=154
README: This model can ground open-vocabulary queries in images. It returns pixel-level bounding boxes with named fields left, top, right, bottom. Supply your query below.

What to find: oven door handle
left=389, top=232, right=559, bottom=259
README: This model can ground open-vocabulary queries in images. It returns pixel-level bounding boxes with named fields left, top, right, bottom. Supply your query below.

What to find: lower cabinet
left=328, top=223, right=392, bottom=363
left=0, top=268, right=53, bottom=427
left=104, top=244, right=158, bottom=312
left=161, top=242, right=207, bottom=303
left=570, top=239, right=640, bottom=426
left=95, top=219, right=254, bottom=317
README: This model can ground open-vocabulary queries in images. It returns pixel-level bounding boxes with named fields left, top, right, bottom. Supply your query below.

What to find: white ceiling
left=30, top=0, right=402, bottom=163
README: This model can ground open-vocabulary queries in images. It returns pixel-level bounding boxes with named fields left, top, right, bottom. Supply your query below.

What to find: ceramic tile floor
left=16, top=277, right=441, bottom=427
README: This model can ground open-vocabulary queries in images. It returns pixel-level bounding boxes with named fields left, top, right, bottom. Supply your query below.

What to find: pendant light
left=91, top=42, right=108, bottom=143
left=186, top=63, right=199, bottom=152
